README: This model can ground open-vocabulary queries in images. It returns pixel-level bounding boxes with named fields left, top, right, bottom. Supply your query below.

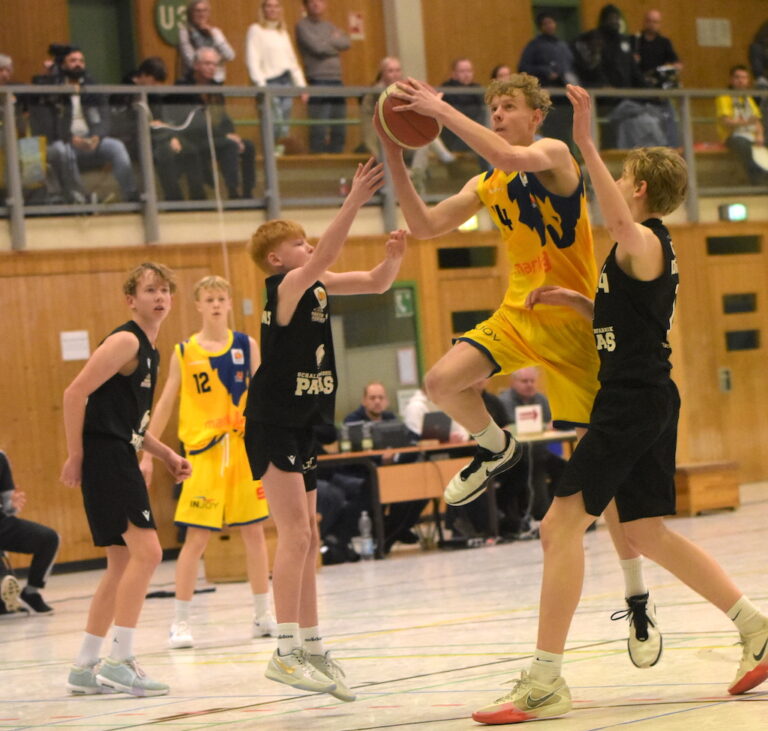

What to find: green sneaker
left=96, top=657, right=169, bottom=697
left=265, top=648, right=336, bottom=693
left=66, top=663, right=117, bottom=695
left=307, top=651, right=356, bottom=702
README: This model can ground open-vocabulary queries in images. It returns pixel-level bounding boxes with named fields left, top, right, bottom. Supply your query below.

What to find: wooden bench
left=674, top=461, right=740, bottom=516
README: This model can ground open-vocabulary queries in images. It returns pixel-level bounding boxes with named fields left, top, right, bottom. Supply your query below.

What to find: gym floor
left=1, top=484, right=766, bottom=730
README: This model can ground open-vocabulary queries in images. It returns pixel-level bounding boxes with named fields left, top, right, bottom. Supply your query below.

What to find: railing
left=1, top=84, right=766, bottom=250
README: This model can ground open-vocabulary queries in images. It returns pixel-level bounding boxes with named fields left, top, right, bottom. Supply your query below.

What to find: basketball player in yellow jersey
left=140, top=275, right=274, bottom=649
left=377, top=74, right=663, bottom=669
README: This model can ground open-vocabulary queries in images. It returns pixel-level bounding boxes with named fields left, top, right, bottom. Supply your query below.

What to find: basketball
left=377, top=81, right=442, bottom=150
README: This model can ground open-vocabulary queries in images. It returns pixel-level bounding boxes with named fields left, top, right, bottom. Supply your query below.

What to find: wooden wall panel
left=0, top=0, right=69, bottom=83
left=422, top=0, right=534, bottom=85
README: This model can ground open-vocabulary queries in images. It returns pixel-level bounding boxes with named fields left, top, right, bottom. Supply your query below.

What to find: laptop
left=421, top=411, right=452, bottom=443
left=371, top=420, right=412, bottom=449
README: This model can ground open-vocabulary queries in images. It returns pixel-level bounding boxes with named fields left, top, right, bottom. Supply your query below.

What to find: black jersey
left=245, top=274, right=336, bottom=428
left=593, top=218, right=679, bottom=386
left=83, top=320, right=158, bottom=449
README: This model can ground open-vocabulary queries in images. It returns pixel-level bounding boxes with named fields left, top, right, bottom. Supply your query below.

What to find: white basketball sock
left=470, top=419, right=507, bottom=453
left=529, top=648, right=563, bottom=684
left=728, top=596, right=767, bottom=636
left=75, top=632, right=104, bottom=668
left=620, top=557, right=647, bottom=598
left=276, top=622, right=300, bottom=656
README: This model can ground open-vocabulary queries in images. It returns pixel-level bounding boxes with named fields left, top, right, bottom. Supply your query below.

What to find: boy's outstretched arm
left=324, top=229, right=407, bottom=295
left=283, top=158, right=385, bottom=299
left=566, top=84, right=659, bottom=270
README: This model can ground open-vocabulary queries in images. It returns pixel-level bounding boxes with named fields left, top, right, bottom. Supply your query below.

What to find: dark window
left=706, top=236, right=761, bottom=255
left=452, top=310, right=492, bottom=333
left=725, top=330, right=760, bottom=351
left=722, top=293, right=757, bottom=314
left=437, top=247, right=497, bottom=269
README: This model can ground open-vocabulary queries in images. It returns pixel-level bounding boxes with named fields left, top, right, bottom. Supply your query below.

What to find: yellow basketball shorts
left=174, top=434, right=269, bottom=530
left=458, top=306, right=600, bottom=427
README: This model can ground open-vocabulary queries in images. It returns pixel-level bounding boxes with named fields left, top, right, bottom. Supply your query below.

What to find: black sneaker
left=18, top=588, right=54, bottom=614
left=444, top=430, right=523, bottom=506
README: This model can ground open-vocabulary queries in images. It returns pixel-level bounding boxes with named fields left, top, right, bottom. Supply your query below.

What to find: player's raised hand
left=384, top=229, right=407, bottom=259
left=392, top=78, right=443, bottom=118
left=566, top=84, right=594, bottom=150
left=347, top=157, right=385, bottom=204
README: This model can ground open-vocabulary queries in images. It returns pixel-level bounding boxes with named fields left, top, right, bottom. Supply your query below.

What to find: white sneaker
left=729, top=619, right=768, bottom=694
left=265, top=648, right=336, bottom=693
left=96, top=657, right=169, bottom=697
left=253, top=613, right=277, bottom=638
left=472, top=670, right=572, bottom=723
left=307, top=651, right=356, bottom=701
left=169, top=620, right=194, bottom=649
left=444, top=430, right=522, bottom=506
left=611, top=591, right=663, bottom=668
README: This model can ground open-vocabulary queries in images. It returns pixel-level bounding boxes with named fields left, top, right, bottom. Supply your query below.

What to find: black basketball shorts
left=80, top=435, right=156, bottom=547
left=555, top=381, right=680, bottom=522
left=244, top=421, right=318, bottom=493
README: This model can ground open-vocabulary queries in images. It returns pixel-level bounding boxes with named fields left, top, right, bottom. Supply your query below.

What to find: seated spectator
left=490, top=64, right=512, bottom=82
left=631, top=9, right=682, bottom=146
left=439, top=58, right=489, bottom=171
left=29, top=47, right=139, bottom=203
left=110, top=57, right=198, bottom=201
left=497, top=368, right=567, bottom=529
left=518, top=11, right=577, bottom=147
left=178, top=0, right=235, bottom=83
left=174, top=47, right=256, bottom=199
left=343, top=382, right=425, bottom=554
left=0, top=450, right=59, bottom=614
left=359, top=56, right=455, bottom=192
left=716, top=65, right=768, bottom=185
left=246, top=0, right=308, bottom=150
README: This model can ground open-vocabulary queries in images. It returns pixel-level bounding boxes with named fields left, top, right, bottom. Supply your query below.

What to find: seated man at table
left=497, top=367, right=567, bottom=527
left=343, top=382, right=426, bottom=553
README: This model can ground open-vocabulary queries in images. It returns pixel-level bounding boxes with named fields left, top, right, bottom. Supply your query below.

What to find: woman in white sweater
left=246, top=0, right=308, bottom=144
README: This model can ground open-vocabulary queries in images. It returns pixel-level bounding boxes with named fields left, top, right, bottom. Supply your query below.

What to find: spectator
left=440, top=58, right=487, bottom=153
left=110, top=57, right=196, bottom=201
left=716, top=65, right=767, bottom=185
left=490, top=64, right=512, bottom=82
left=631, top=9, right=682, bottom=147
left=362, top=56, right=456, bottom=192
left=518, top=12, right=578, bottom=147
left=178, top=0, right=234, bottom=83
left=296, top=0, right=351, bottom=153
left=496, top=368, right=567, bottom=529
left=246, top=0, right=308, bottom=150
left=632, top=9, right=682, bottom=88
left=0, top=450, right=60, bottom=614
left=174, top=47, right=256, bottom=199
left=29, top=47, right=139, bottom=203
left=749, top=21, right=768, bottom=88
left=343, top=382, right=426, bottom=553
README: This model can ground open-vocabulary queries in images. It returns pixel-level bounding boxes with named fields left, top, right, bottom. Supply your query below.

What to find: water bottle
left=339, top=423, right=351, bottom=452
left=338, top=177, right=350, bottom=196
left=358, top=510, right=374, bottom=559
left=361, top=421, right=373, bottom=451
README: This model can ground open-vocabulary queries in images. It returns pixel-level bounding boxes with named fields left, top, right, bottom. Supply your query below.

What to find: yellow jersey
left=176, top=330, right=252, bottom=454
left=476, top=162, right=597, bottom=310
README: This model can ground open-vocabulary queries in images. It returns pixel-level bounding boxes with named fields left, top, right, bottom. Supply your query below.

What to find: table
left=318, top=430, right=577, bottom=558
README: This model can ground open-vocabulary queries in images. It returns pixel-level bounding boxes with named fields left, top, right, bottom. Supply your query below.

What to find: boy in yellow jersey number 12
left=141, top=276, right=274, bottom=649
